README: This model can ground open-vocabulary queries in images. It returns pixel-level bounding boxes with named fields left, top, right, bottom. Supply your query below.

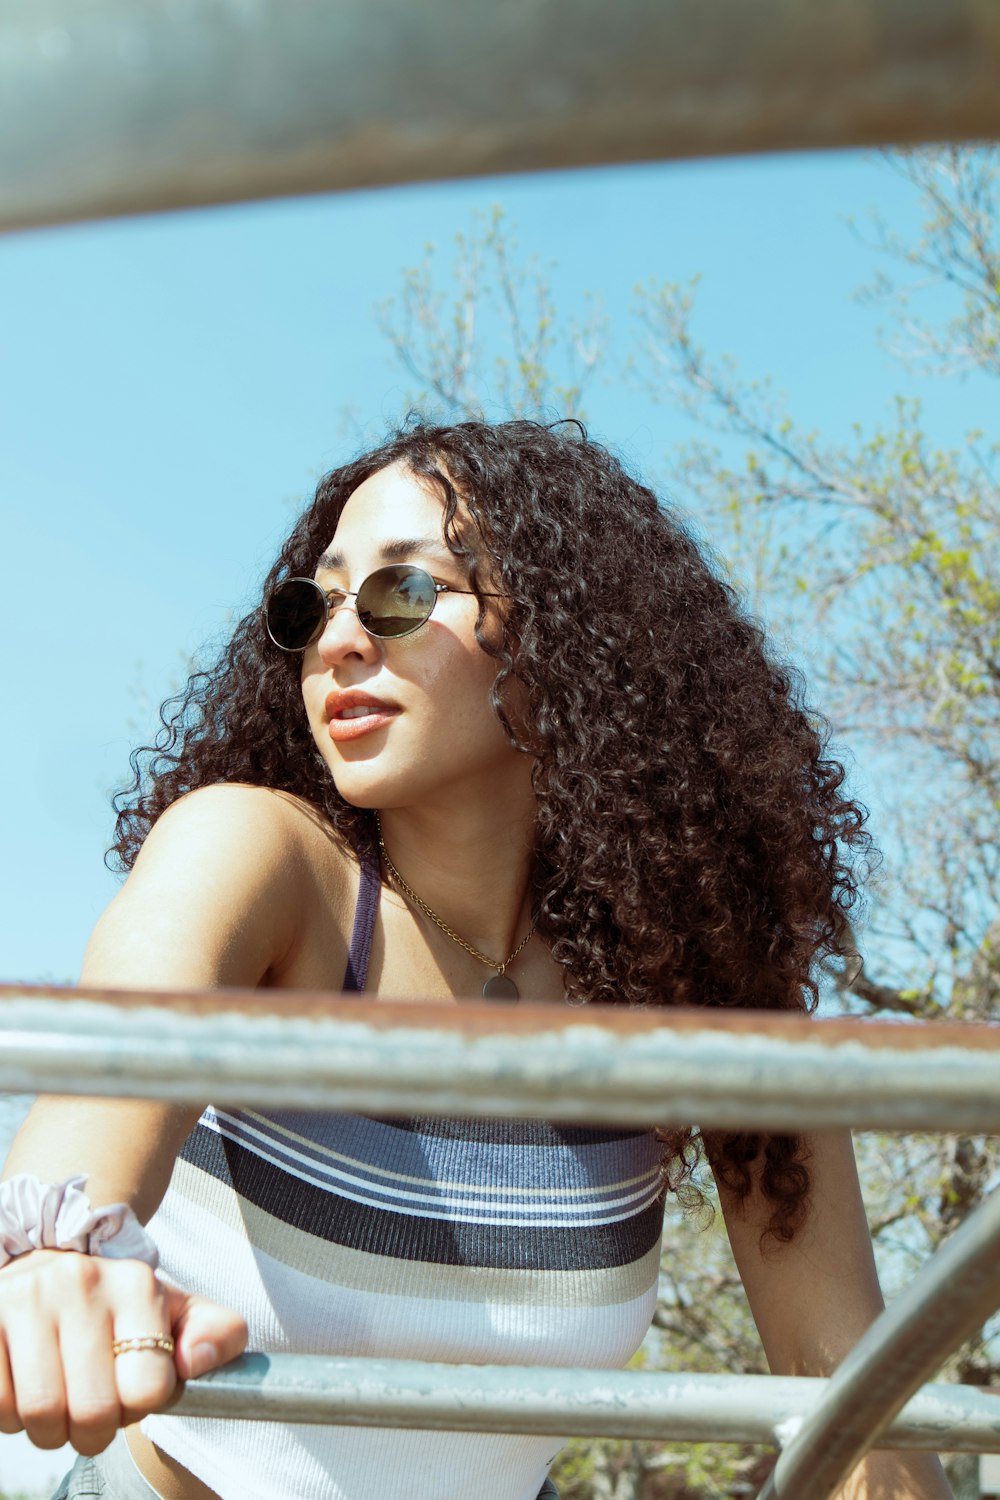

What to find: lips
left=324, top=688, right=400, bottom=743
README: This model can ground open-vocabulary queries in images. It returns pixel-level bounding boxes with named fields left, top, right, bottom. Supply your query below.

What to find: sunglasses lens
left=357, top=566, right=437, bottom=638
left=266, top=578, right=327, bottom=650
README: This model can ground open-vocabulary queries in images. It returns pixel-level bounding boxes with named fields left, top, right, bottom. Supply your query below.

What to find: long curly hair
left=111, top=417, right=875, bottom=1240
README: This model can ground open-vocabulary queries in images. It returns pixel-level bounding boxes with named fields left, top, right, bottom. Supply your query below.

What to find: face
left=300, top=461, right=525, bottom=812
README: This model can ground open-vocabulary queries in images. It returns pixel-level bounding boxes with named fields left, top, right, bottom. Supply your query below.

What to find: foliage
left=632, top=154, right=1000, bottom=1029
left=375, top=145, right=1000, bottom=1495
left=375, top=205, right=608, bottom=421
left=628, top=149, right=1000, bottom=1411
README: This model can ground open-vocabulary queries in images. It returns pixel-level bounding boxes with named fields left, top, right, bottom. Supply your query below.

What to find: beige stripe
left=169, top=1157, right=662, bottom=1308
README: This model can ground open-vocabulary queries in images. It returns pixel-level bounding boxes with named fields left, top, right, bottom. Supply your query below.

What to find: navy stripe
left=181, top=1125, right=665, bottom=1270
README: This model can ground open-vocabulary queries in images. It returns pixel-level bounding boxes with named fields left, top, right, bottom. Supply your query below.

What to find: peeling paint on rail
left=1, top=986, right=998, bottom=1131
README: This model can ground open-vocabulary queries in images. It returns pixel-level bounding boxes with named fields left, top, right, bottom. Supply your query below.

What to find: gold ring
left=112, top=1334, right=176, bottom=1358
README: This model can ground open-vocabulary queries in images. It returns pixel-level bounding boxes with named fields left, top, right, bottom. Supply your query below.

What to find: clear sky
left=1, top=148, right=992, bottom=987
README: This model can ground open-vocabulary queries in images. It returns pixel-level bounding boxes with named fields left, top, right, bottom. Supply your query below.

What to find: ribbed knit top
left=142, top=851, right=666, bottom=1500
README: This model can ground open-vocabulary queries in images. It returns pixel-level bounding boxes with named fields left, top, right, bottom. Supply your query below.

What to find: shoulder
left=84, top=786, right=357, bottom=990
left=134, top=782, right=360, bottom=914
left=140, top=782, right=332, bottom=866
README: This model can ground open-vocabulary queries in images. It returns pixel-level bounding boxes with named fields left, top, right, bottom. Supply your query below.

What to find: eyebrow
left=315, top=537, right=461, bottom=572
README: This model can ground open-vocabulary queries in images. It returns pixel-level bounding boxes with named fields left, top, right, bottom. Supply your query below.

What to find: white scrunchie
left=0, top=1173, right=159, bottom=1270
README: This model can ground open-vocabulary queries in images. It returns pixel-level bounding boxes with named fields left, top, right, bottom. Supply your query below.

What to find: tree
left=375, top=147, right=1000, bottom=1494
left=630, top=148, right=1000, bottom=1404
left=375, top=204, right=608, bottom=422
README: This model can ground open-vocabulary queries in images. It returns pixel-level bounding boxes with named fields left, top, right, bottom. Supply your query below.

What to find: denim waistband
left=105, top=1431, right=165, bottom=1498
left=51, top=1430, right=163, bottom=1500
left=55, top=1431, right=558, bottom=1500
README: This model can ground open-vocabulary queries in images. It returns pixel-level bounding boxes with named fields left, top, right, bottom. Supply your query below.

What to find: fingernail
left=188, top=1342, right=219, bottom=1378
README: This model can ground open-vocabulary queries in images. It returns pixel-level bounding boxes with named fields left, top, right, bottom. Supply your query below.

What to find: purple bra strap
left=342, top=844, right=381, bottom=994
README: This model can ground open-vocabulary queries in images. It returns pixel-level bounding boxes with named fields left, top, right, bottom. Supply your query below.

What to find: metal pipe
left=757, top=1185, right=1000, bottom=1500
left=2, top=986, right=1000, bottom=1131
left=168, top=1356, right=1000, bottom=1450
left=2, top=0, right=1000, bottom=232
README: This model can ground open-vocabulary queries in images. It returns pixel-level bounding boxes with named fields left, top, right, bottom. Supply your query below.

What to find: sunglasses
left=265, top=564, right=503, bottom=650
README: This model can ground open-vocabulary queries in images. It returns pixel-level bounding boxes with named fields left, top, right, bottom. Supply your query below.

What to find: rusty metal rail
left=2, top=985, right=1000, bottom=1131
left=3, top=0, right=1000, bottom=232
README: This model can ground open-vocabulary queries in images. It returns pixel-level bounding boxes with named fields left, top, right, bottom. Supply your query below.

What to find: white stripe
left=198, top=1117, right=665, bottom=1229
left=206, top=1111, right=661, bottom=1216
left=215, top=1107, right=660, bottom=1199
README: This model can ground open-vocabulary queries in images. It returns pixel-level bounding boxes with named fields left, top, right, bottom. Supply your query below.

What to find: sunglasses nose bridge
left=315, top=589, right=380, bottom=652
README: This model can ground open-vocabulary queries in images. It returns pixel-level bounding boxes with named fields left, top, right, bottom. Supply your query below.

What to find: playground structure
left=2, top=0, right=1000, bottom=230
left=2, top=987, right=1000, bottom=1499
left=3, top=4, right=1000, bottom=1495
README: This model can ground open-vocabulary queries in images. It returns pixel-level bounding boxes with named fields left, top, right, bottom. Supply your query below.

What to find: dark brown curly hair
left=111, top=417, right=876, bottom=1241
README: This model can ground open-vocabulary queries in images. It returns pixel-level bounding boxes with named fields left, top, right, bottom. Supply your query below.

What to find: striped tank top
left=142, top=851, right=666, bottom=1500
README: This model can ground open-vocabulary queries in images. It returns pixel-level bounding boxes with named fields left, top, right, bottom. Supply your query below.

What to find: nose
left=314, top=598, right=380, bottom=666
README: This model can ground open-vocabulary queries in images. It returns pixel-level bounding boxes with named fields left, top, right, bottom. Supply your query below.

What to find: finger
left=58, top=1298, right=120, bottom=1457
left=0, top=1332, right=21, bottom=1436
left=5, top=1306, right=69, bottom=1450
left=167, top=1290, right=248, bottom=1381
left=110, top=1263, right=177, bottom=1422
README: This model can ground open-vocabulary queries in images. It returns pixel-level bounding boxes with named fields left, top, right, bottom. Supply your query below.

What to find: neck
left=374, top=792, right=536, bottom=964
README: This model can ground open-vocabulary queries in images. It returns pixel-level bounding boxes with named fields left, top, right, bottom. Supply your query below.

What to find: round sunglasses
left=265, top=564, right=503, bottom=650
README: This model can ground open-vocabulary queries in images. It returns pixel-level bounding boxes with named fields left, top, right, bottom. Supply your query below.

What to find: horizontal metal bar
left=168, top=1355, right=1000, bottom=1451
left=758, top=1184, right=1000, bottom=1500
left=2, top=986, right=1000, bottom=1130
left=3, top=0, right=1000, bottom=232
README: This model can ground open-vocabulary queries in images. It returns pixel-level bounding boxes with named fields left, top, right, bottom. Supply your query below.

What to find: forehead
left=332, top=462, right=446, bottom=547
left=316, top=460, right=480, bottom=577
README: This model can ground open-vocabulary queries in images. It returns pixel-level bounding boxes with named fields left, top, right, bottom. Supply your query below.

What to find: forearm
left=3, top=1094, right=202, bottom=1224
left=832, top=1448, right=952, bottom=1499
left=717, top=1133, right=952, bottom=1498
left=1, top=1101, right=243, bottom=1456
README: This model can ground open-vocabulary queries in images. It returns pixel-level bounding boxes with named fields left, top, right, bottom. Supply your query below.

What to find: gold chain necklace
left=375, top=815, right=533, bottom=1001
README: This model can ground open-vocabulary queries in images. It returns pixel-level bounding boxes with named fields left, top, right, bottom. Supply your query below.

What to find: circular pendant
left=482, top=973, right=519, bottom=1002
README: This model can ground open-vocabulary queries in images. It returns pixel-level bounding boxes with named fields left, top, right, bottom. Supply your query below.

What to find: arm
left=0, top=784, right=313, bottom=1457
left=714, top=1129, right=951, bottom=1500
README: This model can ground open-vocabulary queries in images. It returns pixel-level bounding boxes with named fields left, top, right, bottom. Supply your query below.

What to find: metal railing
left=3, top=985, right=1000, bottom=1500
left=2, top=0, right=1000, bottom=231
left=4, top=985, right=1000, bottom=1131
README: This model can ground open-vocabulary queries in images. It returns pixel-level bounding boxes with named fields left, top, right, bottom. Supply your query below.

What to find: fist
left=0, top=1250, right=247, bottom=1454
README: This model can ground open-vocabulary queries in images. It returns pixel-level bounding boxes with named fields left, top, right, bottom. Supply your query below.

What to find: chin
left=334, top=786, right=381, bottom=810
left=328, top=758, right=407, bottom=810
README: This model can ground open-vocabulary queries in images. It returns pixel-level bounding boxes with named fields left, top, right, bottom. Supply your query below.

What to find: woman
left=1, top=419, right=947, bottom=1499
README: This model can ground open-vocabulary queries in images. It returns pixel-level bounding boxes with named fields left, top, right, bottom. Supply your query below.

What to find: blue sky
left=1, top=148, right=992, bottom=986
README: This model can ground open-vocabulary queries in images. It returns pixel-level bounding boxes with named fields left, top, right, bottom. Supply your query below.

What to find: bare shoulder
left=137, top=781, right=331, bottom=863
left=84, top=785, right=354, bottom=991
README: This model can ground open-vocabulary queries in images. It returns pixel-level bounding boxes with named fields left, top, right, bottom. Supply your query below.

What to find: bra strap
left=342, top=844, right=380, bottom=993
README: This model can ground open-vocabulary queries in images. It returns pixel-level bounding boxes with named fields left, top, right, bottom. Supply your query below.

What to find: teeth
left=340, top=704, right=381, bottom=719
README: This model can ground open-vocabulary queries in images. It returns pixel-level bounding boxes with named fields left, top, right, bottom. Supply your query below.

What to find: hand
left=0, top=1249, right=247, bottom=1455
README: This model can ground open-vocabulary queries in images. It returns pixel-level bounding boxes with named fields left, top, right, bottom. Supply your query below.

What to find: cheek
left=300, top=653, right=327, bottom=725
left=410, top=637, right=508, bottom=746
left=436, top=636, right=501, bottom=704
